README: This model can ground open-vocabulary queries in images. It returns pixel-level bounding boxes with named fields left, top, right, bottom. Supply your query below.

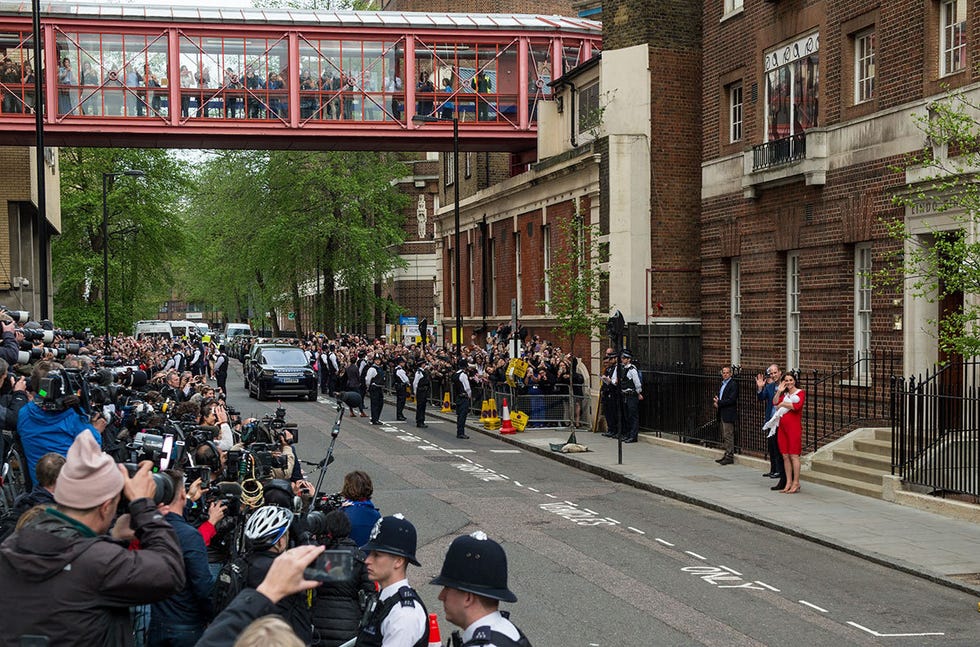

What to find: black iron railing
left=892, top=360, right=980, bottom=498
left=752, top=133, right=807, bottom=170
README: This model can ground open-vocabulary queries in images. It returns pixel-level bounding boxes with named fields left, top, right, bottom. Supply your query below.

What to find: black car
left=246, top=344, right=317, bottom=400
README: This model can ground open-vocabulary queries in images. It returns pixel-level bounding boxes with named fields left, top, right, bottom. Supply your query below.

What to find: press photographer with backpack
left=0, top=433, right=185, bottom=646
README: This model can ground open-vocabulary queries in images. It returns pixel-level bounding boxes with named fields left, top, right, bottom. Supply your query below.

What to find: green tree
left=890, top=89, right=980, bottom=357
left=540, top=201, right=606, bottom=423
left=55, top=148, right=189, bottom=334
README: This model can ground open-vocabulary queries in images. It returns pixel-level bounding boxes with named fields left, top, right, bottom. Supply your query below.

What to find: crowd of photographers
left=0, top=312, right=535, bottom=647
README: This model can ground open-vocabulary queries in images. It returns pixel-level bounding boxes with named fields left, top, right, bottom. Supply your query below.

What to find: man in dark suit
left=714, top=366, right=738, bottom=465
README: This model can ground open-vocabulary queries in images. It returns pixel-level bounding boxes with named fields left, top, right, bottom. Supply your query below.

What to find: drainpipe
left=567, top=80, right=578, bottom=148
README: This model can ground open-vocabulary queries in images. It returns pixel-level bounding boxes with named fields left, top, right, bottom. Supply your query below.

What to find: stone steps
left=802, top=428, right=892, bottom=499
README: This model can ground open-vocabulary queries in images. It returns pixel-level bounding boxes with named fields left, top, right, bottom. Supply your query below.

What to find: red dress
left=776, top=389, right=805, bottom=455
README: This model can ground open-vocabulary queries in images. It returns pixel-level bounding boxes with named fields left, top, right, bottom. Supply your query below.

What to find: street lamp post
left=102, top=169, right=144, bottom=351
left=413, top=114, right=461, bottom=360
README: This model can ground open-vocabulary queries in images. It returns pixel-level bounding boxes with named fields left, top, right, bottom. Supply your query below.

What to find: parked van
left=134, top=320, right=173, bottom=340
left=224, top=323, right=252, bottom=340
left=169, top=320, right=198, bottom=339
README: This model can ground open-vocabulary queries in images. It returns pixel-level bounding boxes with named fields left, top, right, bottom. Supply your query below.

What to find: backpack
left=211, top=554, right=249, bottom=614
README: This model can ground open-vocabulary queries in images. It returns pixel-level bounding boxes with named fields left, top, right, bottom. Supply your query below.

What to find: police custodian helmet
left=361, top=514, right=420, bottom=566
left=430, top=531, right=517, bottom=603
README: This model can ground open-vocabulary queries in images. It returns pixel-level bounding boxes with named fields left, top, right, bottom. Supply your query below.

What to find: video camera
left=127, top=430, right=185, bottom=471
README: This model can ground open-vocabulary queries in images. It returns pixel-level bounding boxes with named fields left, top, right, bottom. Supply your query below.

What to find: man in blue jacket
left=149, top=469, right=215, bottom=646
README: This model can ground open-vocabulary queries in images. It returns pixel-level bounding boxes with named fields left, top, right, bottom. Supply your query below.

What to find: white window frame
left=730, top=258, right=742, bottom=366
left=445, top=152, right=455, bottom=186
left=543, top=224, right=552, bottom=314
left=515, top=232, right=522, bottom=312
left=854, top=244, right=872, bottom=377
left=763, top=33, right=820, bottom=142
left=724, top=0, right=744, bottom=14
left=854, top=29, right=875, bottom=103
left=786, top=252, right=800, bottom=371
left=577, top=82, right=600, bottom=138
left=941, top=0, right=968, bottom=76
left=729, top=82, right=743, bottom=143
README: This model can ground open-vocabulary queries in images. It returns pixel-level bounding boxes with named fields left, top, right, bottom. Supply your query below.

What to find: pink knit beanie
left=54, top=433, right=125, bottom=508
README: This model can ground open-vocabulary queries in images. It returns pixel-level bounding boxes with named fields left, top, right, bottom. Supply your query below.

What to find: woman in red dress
left=773, top=372, right=805, bottom=493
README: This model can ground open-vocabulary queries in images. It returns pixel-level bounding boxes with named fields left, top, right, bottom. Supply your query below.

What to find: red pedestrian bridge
left=0, top=2, right=601, bottom=152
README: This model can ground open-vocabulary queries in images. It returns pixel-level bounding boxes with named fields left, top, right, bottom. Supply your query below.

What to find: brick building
left=0, top=146, right=58, bottom=318
left=700, top=0, right=973, bottom=376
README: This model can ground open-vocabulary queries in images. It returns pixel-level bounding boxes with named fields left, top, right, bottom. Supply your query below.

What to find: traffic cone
left=441, top=392, right=452, bottom=413
left=485, top=398, right=500, bottom=430
left=480, top=399, right=489, bottom=425
left=427, top=613, right=442, bottom=647
left=499, top=397, right=516, bottom=434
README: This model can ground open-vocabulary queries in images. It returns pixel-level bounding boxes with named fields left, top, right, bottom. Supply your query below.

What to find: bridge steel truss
left=0, top=3, right=601, bottom=152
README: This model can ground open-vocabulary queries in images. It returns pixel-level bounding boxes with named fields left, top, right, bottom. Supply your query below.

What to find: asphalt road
left=226, top=367, right=980, bottom=647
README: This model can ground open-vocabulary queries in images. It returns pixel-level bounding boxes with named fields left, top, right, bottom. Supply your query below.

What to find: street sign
left=399, top=315, right=418, bottom=325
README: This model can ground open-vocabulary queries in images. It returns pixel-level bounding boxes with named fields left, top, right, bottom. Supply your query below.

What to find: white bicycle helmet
left=244, top=505, right=294, bottom=550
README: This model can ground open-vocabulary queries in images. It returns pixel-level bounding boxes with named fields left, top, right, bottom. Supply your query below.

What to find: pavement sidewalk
left=419, top=404, right=980, bottom=596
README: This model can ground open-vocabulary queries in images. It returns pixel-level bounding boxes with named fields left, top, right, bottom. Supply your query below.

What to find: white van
left=169, top=320, right=198, bottom=339
left=224, top=323, right=252, bottom=340
left=134, top=320, right=173, bottom=340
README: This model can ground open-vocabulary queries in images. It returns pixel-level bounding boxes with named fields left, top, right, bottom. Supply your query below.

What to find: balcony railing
left=752, top=133, right=807, bottom=171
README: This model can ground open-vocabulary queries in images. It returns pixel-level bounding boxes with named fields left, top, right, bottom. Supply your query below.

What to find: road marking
left=420, top=445, right=441, bottom=451
left=627, top=526, right=645, bottom=534
left=544, top=493, right=557, bottom=498
left=685, top=551, right=706, bottom=560
left=799, top=600, right=828, bottom=613
left=490, top=449, right=521, bottom=453
left=397, top=436, right=421, bottom=442
left=513, top=481, right=523, bottom=487
left=527, top=487, right=540, bottom=492
left=718, top=565, right=742, bottom=576
left=846, top=622, right=944, bottom=638
left=564, top=500, right=577, bottom=506
left=681, top=566, right=765, bottom=591
left=540, top=502, right=619, bottom=526
left=498, top=474, right=510, bottom=479
left=445, top=449, right=476, bottom=453
left=583, top=508, right=598, bottom=515
left=655, top=538, right=674, bottom=547
left=754, top=581, right=780, bottom=592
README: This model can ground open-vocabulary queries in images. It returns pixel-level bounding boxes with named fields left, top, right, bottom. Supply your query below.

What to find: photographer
left=0, top=433, right=185, bottom=645
left=17, top=361, right=107, bottom=479
left=242, top=505, right=314, bottom=643
left=149, top=469, right=215, bottom=646
left=0, top=318, right=23, bottom=366
left=199, top=399, right=235, bottom=451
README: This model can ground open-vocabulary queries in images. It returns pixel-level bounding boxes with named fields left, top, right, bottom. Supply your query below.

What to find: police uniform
left=413, top=365, right=431, bottom=428
left=432, top=532, right=531, bottom=647
left=394, top=359, right=410, bottom=421
left=357, top=515, right=429, bottom=647
left=213, top=346, right=228, bottom=394
left=599, top=361, right=620, bottom=439
left=453, top=361, right=471, bottom=439
left=612, top=352, right=642, bottom=443
left=365, top=359, right=386, bottom=424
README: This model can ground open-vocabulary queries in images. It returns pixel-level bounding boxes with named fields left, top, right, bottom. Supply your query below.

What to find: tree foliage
left=181, top=150, right=409, bottom=335
left=890, top=89, right=980, bottom=357
left=54, top=148, right=189, bottom=334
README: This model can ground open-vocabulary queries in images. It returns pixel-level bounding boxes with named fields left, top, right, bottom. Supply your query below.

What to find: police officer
left=453, top=359, right=471, bottom=440
left=393, top=357, right=410, bottom=421
left=612, top=350, right=642, bottom=443
left=356, top=514, right=429, bottom=647
left=599, top=348, right=620, bottom=439
left=431, top=532, right=531, bottom=647
left=364, top=354, right=386, bottom=425
left=213, top=344, right=229, bottom=395
left=412, top=360, right=431, bottom=429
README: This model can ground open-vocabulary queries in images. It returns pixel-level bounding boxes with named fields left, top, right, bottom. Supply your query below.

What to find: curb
left=392, top=396, right=980, bottom=597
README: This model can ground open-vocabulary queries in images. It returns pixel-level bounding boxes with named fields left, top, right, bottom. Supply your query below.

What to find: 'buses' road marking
left=799, top=600, right=828, bottom=613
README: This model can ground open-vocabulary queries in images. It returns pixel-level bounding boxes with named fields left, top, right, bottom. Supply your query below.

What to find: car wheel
left=256, top=382, right=267, bottom=401
left=308, top=390, right=318, bottom=401
left=247, top=380, right=256, bottom=398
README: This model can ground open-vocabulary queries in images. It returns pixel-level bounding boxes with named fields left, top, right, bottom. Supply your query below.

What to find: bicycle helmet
left=244, top=505, right=294, bottom=550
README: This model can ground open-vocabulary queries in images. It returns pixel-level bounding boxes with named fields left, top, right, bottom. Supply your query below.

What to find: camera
left=122, top=462, right=175, bottom=506
left=128, top=431, right=185, bottom=470
left=184, top=465, right=212, bottom=489
left=303, top=550, right=355, bottom=583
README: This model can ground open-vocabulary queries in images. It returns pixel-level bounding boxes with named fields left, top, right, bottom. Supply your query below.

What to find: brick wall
left=0, top=147, right=29, bottom=292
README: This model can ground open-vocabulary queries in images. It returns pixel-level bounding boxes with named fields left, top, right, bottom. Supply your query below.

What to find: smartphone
left=303, top=550, right=355, bottom=583
left=185, top=466, right=211, bottom=489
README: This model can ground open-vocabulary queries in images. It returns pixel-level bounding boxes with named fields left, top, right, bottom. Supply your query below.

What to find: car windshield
left=262, top=349, right=308, bottom=366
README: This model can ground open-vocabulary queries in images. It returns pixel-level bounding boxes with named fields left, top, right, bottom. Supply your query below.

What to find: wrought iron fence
left=752, top=132, right=807, bottom=170
left=892, top=360, right=980, bottom=497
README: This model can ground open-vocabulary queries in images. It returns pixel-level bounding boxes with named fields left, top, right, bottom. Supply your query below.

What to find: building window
left=729, top=83, right=743, bottom=143
left=854, top=244, right=872, bottom=374
left=854, top=29, right=875, bottom=103
left=445, top=152, right=455, bottom=185
left=786, top=251, right=800, bottom=370
left=465, top=152, right=472, bottom=179
left=468, top=243, right=475, bottom=317
left=449, top=245, right=455, bottom=318
left=577, top=82, right=600, bottom=136
left=941, top=0, right=968, bottom=76
left=764, top=33, right=820, bottom=142
left=730, top=258, right=741, bottom=366
left=543, top=225, right=552, bottom=314
left=514, top=232, right=522, bottom=311
left=724, top=0, right=743, bottom=14
left=490, top=238, right=497, bottom=314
